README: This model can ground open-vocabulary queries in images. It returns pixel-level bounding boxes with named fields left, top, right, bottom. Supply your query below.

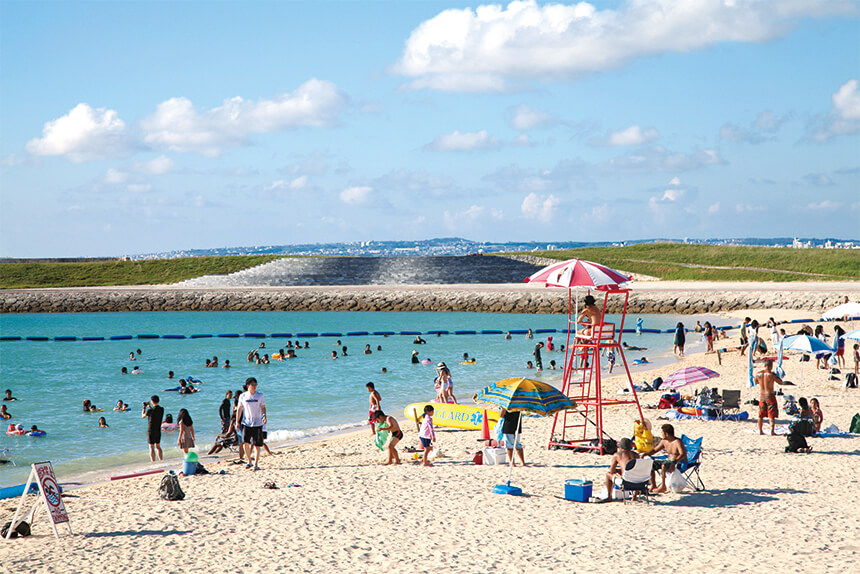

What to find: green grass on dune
left=0, top=255, right=283, bottom=289
left=518, top=244, right=860, bottom=282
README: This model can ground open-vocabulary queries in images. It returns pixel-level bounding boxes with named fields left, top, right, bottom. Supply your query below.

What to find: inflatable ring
left=26, top=430, right=46, bottom=437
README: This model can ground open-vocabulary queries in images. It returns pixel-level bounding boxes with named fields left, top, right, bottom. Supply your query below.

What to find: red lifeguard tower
left=525, top=259, right=644, bottom=455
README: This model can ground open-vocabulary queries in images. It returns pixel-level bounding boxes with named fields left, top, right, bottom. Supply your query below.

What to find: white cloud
left=603, top=146, right=723, bottom=173
left=26, top=103, right=133, bottom=162
left=426, top=130, right=499, bottom=151
left=802, top=173, right=835, bottom=187
left=394, top=0, right=853, bottom=91
left=104, top=168, right=129, bottom=184
left=602, top=125, right=659, bottom=147
left=807, top=200, right=841, bottom=211
left=265, top=176, right=308, bottom=192
left=340, top=186, right=373, bottom=205
left=134, top=155, right=173, bottom=175
left=736, top=203, right=765, bottom=213
left=127, top=183, right=151, bottom=193
left=141, top=79, right=347, bottom=155
left=834, top=79, right=860, bottom=119
left=443, top=204, right=503, bottom=230
left=808, top=79, right=860, bottom=141
left=521, top=192, right=560, bottom=222
left=509, top=104, right=553, bottom=130
left=720, top=111, right=788, bottom=143
left=584, top=203, right=613, bottom=223
left=668, top=177, right=681, bottom=186
left=708, top=202, right=720, bottom=214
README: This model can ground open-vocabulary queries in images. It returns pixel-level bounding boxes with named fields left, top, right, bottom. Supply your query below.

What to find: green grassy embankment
left=519, top=244, right=860, bottom=282
left=0, top=255, right=283, bottom=289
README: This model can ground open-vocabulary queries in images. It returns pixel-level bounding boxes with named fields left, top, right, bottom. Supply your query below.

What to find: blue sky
left=1, top=0, right=858, bottom=257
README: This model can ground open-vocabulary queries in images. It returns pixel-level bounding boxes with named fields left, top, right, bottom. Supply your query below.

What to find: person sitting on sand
left=208, top=414, right=238, bottom=455
left=755, top=359, right=785, bottom=436
left=640, top=424, right=687, bottom=494
left=373, top=410, right=402, bottom=465
left=601, top=437, right=639, bottom=502
left=98, top=417, right=109, bottom=428
left=3, top=389, right=17, bottom=401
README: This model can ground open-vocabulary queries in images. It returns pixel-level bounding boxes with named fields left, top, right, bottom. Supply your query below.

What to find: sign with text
left=34, top=461, right=69, bottom=524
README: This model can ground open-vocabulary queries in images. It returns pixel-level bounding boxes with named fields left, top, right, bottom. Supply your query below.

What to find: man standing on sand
left=219, top=390, right=233, bottom=433
left=142, top=395, right=164, bottom=462
left=640, top=424, right=686, bottom=494
left=235, top=377, right=267, bottom=471
left=755, top=359, right=785, bottom=435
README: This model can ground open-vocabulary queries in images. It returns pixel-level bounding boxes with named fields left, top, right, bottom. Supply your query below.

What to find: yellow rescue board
left=403, top=402, right=499, bottom=430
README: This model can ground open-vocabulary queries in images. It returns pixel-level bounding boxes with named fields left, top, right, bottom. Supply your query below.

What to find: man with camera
left=142, top=395, right=165, bottom=461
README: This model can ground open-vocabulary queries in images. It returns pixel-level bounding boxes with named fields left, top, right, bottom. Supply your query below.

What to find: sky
left=1, top=0, right=859, bottom=257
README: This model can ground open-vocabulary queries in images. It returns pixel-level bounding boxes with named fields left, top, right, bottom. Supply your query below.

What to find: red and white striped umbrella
left=525, top=258, right=631, bottom=290
left=661, top=366, right=721, bottom=390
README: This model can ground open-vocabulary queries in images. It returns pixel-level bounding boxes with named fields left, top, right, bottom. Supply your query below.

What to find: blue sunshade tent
left=476, top=378, right=573, bottom=496
left=777, top=335, right=834, bottom=385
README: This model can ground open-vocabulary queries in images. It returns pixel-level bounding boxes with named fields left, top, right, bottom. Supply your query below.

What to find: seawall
left=1, top=283, right=854, bottom=314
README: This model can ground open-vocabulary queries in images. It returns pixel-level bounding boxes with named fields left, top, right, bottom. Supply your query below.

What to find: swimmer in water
left=331, top=351, right=338, bottom=359
left=121, top=367, right=128, bottom=375
left=3, top=389, right=17, bottom=401
left=129, top=352, right=136, bottom=361
left=526, top=361, right=534, bottom=369
left=623, top=342, right=648, bottom=351
left=223, top=359, right=231, bottom=368
left=98, top=417, right=109, bottom=428
left=0, top=405, right=11, bottom=419
left=114, top=400, right=124, bottom=411
left=131, top=366, right=142, bottom=375
left=168, top=371, right=175, bottom=379
left=364, top=344, right=373, bottom=355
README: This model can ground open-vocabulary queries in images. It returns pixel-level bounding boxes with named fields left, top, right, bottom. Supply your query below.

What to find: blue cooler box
left=564, top=479, right=592, bottom=502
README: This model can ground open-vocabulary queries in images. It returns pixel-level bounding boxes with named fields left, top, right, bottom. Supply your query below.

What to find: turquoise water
left=0, top=311, right=716, bottom=486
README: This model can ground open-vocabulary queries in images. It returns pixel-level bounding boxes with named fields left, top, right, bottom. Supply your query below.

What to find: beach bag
left=590, top=438, right=617, bottom=454
left=0, top=520, right=30, bottom=538
left=652, top=377, right=664, bottom=390
left=657, top=396, right=675, bottom=409
left=158, top=473, right=185, bottom=501
left=667, top=469, right=686, bottom=493
left=850, top=414, right=860, bottom=434
left=846, top=373, right=858, bottom=389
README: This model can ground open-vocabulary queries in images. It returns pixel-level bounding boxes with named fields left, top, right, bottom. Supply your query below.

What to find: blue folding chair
left=679, top=435, right=705, bottom=491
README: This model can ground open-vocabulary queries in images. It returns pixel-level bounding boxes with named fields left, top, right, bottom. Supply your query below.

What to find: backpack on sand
left=158, top=473, right=185, bottom=501
left=850, top=413, right=860, bottom=435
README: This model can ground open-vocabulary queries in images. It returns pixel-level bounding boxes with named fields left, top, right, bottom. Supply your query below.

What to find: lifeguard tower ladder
left=547, top=288, right=644, bottom=454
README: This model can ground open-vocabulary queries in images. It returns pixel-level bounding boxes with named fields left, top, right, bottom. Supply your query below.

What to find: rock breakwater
left=0, top=284, right=851, bottom=315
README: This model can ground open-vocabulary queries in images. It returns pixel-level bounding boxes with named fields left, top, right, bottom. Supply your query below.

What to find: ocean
left=0, top=310, right=721, bottom=487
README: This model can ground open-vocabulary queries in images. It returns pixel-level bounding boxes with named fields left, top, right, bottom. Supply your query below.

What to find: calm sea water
left=0, top=311, right=719, bottom=487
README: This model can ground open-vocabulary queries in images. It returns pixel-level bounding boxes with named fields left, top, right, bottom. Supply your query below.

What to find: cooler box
left=564, top=479, right=592, bottom=502
left=483, top=447, right=507, bottom=465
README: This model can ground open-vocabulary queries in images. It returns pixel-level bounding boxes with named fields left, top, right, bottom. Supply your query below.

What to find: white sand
left=1, top=316, right=858, bottom=573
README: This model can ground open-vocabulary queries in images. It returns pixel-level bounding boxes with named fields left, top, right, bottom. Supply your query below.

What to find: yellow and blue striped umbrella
left=476, top=377, right=573, bottom=416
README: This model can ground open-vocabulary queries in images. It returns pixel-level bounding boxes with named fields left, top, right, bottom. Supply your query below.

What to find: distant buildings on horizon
left=131, top=236, right=860, bottom=260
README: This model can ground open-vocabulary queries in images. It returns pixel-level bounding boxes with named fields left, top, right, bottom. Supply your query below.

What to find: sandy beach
left=1, top=311, right=858, bottom=573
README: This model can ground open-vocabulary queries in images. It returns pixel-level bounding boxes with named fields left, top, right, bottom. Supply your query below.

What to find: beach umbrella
left=844, top=329, right=860, bottom=341
left=777, top=335, right=834, bottom=385
left=660, top=366, right=721, bottom=390
left=821, top=302, right=860, bottom=320
left=476, top=377, right=573, bottom=495
left=525, top=258, right=631, bottom=291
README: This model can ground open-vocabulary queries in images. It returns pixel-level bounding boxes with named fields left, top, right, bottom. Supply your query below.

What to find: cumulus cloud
left=807, top=79, right=860, bottom=141
left=104, top=168, right=129, bottom=184
left=340, top=186, right=373, bottom=205
left=134, top=155, right=173, bottom=175
left=426, top=130, right=499, bottom=151
left=807, top=200, right=841, bottom=210
left=26, top=103, right=134, bottom=162
left=443, top=204, right=503, bottom=230
left=603, top=145, right=723, bottom=173
left=720, top=111, right=789, bottom=144
left=508, top=104, right=554, bottom=131
left=521, top=192, right=560, bottom=222
left=265, top=176, right=309, bottom=192
left=597, top=125, right=659, bottom=147
left=394, top=0, right=853, bottom=91
left=141, top=79, right=347, bottom=155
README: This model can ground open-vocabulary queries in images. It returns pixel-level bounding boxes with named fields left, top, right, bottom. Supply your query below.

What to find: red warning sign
left=34, top=461, right=68, bottom=524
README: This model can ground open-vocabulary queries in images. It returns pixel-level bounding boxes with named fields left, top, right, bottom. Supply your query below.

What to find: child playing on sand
left=419, top=405, right=436, bottom=467
left=367, top=382, right=381, bottom=434
left=373, top=411, right=402, bottom=465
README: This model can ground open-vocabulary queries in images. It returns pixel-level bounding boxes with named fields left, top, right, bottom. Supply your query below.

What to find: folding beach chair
left=716, top=390, right=741, bottom=418
left=616, top=458, right=653, bottom=504
left=678, top=435, right=704, bottom=491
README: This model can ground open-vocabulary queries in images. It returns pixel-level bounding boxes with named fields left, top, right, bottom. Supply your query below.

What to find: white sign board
left=34, top=461, right=69, bottom=524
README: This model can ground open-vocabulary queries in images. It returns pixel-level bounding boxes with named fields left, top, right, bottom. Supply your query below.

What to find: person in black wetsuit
left=142, top=395, right=164, bottom=461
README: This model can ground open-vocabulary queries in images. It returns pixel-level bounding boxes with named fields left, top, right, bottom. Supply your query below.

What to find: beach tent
left=821, top=302, right=860, bottom=320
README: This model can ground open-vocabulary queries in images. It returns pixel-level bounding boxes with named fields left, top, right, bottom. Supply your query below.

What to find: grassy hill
left=0, top=255, right=283, bottom=289
left=524, top=244, right=859, bottom=282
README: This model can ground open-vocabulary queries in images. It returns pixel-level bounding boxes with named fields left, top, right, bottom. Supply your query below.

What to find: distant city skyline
left=1, top=1, right=858, bottom=257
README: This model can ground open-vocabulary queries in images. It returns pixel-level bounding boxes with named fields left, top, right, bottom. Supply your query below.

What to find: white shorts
left=503, top=434, right=523, bottom=450
left=442, top=381, right=452, bottom=391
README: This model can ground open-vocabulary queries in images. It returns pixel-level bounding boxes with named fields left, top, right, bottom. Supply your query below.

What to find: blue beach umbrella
left=476, top=377, right=573, bottom=496
left=776, top=335, right=834, bottom=385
